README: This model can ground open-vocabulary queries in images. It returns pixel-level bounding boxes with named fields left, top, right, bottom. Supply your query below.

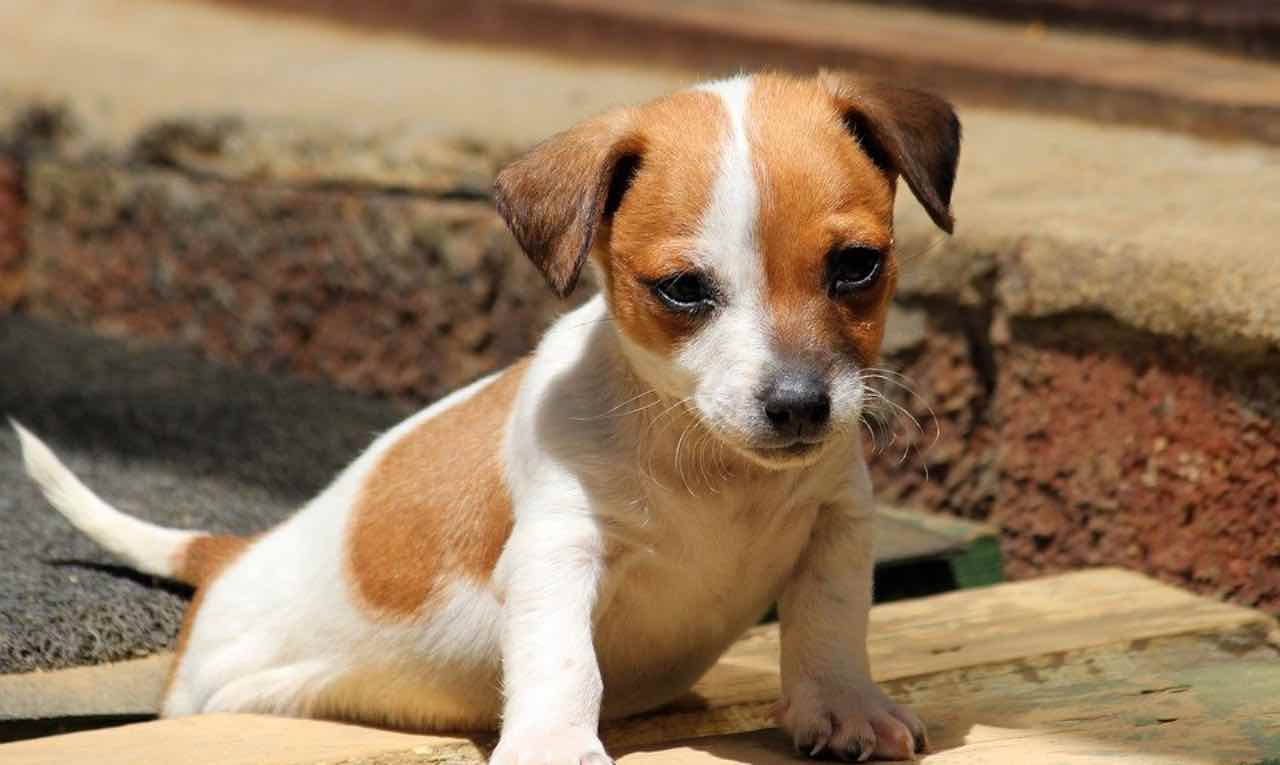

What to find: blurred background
left=0, top=0, right=1277, bottom=723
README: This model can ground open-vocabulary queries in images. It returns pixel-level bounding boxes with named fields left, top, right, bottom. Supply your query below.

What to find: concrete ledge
left=213, top=0, right=1280, bottom=145
left=131, top=116, right=517, bottom=197
left=6, top=100, right=1277, bottom=374
left=3, top=2, right=1278, bottom=365
left=891, top=108, right=1280, bottom=361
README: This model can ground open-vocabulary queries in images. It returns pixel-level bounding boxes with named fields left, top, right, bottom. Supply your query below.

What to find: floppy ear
left=820, top=71, right=962, bottom=233
left=493, top=110, right=642, bottom=297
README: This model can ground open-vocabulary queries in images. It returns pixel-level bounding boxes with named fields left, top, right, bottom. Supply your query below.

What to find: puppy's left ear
left=820, top=71, right=962, bottom=233
left=494, top=111, right=642, bottom=297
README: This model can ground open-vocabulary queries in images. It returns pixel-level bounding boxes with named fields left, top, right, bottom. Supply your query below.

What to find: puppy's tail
left=11, top=420, right=246, bottom=587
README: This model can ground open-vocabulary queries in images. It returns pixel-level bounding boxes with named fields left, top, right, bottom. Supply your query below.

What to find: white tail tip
left=10, top=419, right=198, bottom=579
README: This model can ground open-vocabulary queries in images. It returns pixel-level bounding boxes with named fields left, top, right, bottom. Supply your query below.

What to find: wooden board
left=619, top=629, right=1280, bottom=764
left=2, top=569, right=1275, bottom=764
left=0, top=656, right=168, bottom=722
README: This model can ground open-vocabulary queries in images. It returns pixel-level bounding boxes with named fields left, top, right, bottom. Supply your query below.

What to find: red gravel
left=870, top=310, right=1280, bottom=614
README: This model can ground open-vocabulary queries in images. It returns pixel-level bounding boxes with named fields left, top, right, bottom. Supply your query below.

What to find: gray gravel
left=0, top=316, right=404, bottom=674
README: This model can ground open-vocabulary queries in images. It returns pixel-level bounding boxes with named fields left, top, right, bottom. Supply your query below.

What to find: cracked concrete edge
left=893, top=211, right=1280, bottom=361
left=0, top=89, right=94, bottom=159
left=0, top=88, right=521, bottom=195
left=127, top=116, right=522, bottom=197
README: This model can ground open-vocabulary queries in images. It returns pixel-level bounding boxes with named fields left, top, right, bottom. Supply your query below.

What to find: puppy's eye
left=827, top=247, right=883, bottom=296
left=652, top=272, right=716, bottom=312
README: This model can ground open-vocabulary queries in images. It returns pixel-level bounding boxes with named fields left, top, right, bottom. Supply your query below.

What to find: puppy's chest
left=614, top=481, right=824, bottom=618
left=592, top=480, right=823, bottom=715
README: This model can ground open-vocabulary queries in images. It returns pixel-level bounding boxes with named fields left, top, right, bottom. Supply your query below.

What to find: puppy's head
left=496, top=72, right=960, bottom=469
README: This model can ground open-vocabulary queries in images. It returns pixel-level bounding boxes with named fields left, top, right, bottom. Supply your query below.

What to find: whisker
left=859, top=366, right=944, bottom=485
left=568, top=389, right=661, bottom=421
left=693, top=427, right=718, bottom=494
left=564, top=316, right=617, bottom=330
left=858, top=416, right=880, bottom=455
left=639, top=394, right=695, bottom=488
left=861, top=368, right=942, bottom=451
left=674, top=418, right=698, bottom=496
left=895, top=235, right=948, bottom=268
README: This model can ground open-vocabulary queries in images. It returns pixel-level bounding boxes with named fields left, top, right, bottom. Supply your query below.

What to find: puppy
left=13, top=71, right=959, bottom=763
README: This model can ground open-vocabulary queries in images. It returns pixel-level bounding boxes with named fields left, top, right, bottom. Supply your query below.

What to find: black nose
left=760, top=372, right=831, bottom=439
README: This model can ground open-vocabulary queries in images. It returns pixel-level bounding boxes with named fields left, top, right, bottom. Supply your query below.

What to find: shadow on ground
left=0, top=315, right=404, bottom=673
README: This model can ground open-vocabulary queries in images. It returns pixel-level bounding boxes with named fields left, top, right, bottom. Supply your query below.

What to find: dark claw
left=844, top=741, right=864, bottom=762
left=914, top=729, right=929, bottom=754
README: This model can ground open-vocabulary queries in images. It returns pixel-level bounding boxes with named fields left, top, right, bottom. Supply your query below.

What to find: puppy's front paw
left=490, top=726, right=612, bottom=765
left=777, top=680, right=926, bottom=762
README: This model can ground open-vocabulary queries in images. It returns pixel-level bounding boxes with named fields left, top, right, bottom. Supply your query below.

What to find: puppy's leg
left=491, top=508, right=611, bottom=765
left=777, top=482, right=926, bottom=761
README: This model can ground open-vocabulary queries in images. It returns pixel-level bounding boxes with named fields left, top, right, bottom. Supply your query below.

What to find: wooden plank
left=616, top=628, right=1280, bottom=764
left=2, top=569, right=1271, bottom=765
left=700, top=568, right=1269, bottom=682
left=0, top=714, right=477, bottom=765
left=620, top=568, right=1270, bottom=748
left=0, top=656, right=167, bottom=721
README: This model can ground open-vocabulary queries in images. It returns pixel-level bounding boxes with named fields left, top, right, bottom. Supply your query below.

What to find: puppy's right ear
left=494, top=111, right=642, bottom=298
left=820, top=71, right=961, bottom=234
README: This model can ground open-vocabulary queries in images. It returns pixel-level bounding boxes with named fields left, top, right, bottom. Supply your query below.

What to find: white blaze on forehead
left=693, top=75, right=762, bottom=294
left=677, top=75, right=776, bottom=441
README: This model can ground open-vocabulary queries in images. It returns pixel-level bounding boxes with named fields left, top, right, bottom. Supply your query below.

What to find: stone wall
left=869, top=308, right=1280, bottom=613
left=25, top=163, right=551, bottom=401
left=5, top=108, right=578, bottom=403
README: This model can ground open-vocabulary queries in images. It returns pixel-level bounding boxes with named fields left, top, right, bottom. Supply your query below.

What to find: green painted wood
left=876, top=506, right=1004, bottom=589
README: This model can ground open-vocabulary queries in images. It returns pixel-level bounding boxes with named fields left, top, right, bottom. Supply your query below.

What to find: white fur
left=11, top=420, right=198, bottom=578
left=681, top=76, right=778, bottom=452
left=14, top=74, right=924, bottom=763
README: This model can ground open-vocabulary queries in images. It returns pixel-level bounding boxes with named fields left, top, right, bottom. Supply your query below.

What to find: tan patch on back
left=174, top=534, right=251, bottom=587
left=347, top=360, right=527, bottom=618
left=602, top=89, right=726, bottom=355
left=748, top=74, right=898, bottom=365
